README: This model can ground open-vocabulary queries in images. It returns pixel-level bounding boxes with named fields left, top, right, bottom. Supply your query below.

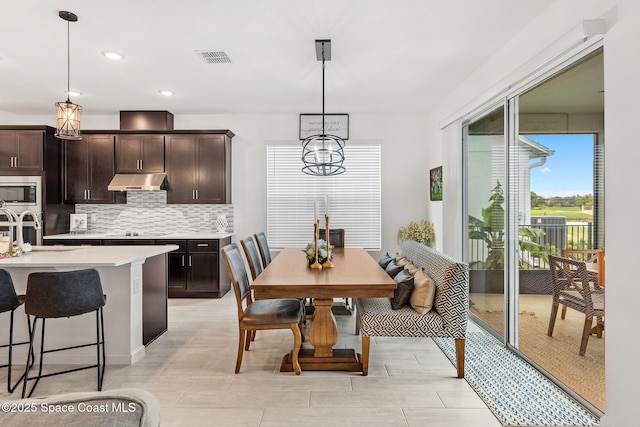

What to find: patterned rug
left=433, top=331, right=600, bottom=426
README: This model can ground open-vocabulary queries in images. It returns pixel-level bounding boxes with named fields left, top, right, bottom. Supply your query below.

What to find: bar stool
left=0, top=269, right=33, bottom=393
left=22, top=269, right=106, bottom=398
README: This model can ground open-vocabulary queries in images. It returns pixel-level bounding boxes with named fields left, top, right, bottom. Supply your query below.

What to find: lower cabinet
left=44, top=236, right=231, bottom=300
left=157, top=237, right=231, bottom=298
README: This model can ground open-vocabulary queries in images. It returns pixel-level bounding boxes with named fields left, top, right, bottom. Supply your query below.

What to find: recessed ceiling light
left=102, top=51, right=123, bottom=60
left=159, top=90, right=175, bottom=96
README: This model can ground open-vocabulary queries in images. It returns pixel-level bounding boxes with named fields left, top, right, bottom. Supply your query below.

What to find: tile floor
left=1, top=294, right=501, bottom=426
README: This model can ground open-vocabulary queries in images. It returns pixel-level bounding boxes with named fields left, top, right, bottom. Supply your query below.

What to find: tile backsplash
left=75, top=191, right=233, bottom=235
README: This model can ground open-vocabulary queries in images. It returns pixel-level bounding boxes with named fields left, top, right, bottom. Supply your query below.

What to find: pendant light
left=301, top=40, right=346, bottom=176
left=55, top=11, right=82, bottom=140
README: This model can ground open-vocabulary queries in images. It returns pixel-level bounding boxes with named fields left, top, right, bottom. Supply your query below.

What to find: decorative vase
left=215, top=214, right=228, bottom=232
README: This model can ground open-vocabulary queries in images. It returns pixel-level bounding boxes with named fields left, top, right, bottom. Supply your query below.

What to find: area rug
left=472, top=309, right=605, bottom=411
left=433, top=331, right=599, bottom=426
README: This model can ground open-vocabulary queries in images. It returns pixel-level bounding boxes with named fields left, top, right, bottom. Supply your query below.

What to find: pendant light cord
left=66, top=19, right=71, bottom=102
left=321, top=42, right=325, bottom=136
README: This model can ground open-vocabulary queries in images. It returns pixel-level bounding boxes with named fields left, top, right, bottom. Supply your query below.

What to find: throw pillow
left=396, top=256, right=409, bottom=267
left=404, top=261, right=419, bottom=275
left=378, top=252, right=393, bottom=269
left=385, top=260, right=404, bottom=277
left=410, top=268, right=436, bottom=314
left=390, top=269, right=414, bottom=309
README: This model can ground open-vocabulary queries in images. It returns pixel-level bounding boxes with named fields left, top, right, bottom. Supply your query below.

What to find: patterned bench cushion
left=357, top=297, right=445, bottom=337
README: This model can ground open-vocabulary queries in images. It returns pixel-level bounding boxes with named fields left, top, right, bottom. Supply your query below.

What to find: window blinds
left=266, top=142, right=381, bottom=250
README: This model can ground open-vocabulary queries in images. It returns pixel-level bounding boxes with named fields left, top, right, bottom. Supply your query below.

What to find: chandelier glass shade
left=301, top=40, right=346, bottom=176
left=55, top=100, right=82, bottom=140
left=55, top=11, right=82, bottom=140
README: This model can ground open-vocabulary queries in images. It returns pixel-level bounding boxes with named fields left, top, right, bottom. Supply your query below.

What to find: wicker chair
left=547, top=255, right=605, bottom=356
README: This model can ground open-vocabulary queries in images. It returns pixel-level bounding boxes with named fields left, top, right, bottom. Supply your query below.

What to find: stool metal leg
left=1, top=309, right=34, bottom=393
left=22, top=309, right=106, bottom=398
left=22, top=316, right=39, bottom=398
left=96, top=307, right=106, bottom=390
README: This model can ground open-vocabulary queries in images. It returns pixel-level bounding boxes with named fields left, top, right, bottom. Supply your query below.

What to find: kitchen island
left=0, top=245, right=177, bottom=365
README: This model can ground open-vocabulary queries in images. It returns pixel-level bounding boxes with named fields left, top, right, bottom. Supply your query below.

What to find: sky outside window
left=525, top=134, right=594, bottom=198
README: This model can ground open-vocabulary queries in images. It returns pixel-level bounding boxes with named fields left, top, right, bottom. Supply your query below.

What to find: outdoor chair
left=547, top=255, right=604, bottom=356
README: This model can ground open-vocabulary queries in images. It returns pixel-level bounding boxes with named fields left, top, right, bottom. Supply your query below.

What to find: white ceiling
left=1, top=0, right=558, bottom=116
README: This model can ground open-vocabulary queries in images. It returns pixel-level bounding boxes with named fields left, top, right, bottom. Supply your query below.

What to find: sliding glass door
left=464, top=47, right=605, bottom=413
left=465, top=105, right=506, bottom=338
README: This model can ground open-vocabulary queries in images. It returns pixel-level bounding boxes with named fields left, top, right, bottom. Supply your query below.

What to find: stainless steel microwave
left=0, top=175, right=41, bottom=210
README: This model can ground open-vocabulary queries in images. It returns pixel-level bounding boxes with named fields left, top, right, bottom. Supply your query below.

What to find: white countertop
left=0, top=245, right=178, bottom=267
left=43, top=232, right=234, bottom=240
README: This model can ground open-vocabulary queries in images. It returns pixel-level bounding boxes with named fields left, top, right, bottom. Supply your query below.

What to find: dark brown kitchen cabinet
left=166, top=134, right=231, bottom=204
left=116, top=135, right=165, bottom=173
left=94, top=239, right=168, bottom=346
left=64, top=134, right=124, bottom=204
left=158, top=237, right=231, bottom=298
left=0, top=130, right=43, bottom=171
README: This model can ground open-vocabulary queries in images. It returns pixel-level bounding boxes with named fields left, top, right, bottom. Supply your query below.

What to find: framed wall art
left=299, top=114, right=349, bottom=140
left=430, top=166, right=443, bottom=201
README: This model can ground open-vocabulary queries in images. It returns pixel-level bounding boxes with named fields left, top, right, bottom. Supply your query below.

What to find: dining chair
left=221, top=243, right=303, bottom=375
left=22, top=269, right=106, bottom=397
left=319, top=228, right=345, bottom=248
left=254, top=231, right=272, bottom=268
left=318, top=228, right=351, bottom=312
left=547, top=255, right=604, bottom=356
left=240, top=236, right=263, bottom=281
left=0, top=269, right=34, bottom=393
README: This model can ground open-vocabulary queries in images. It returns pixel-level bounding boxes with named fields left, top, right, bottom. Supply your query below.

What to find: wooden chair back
left=561, top=248, right=604, bottom=286
left=319, top=228, right=345, bottom=248
left=240, top=236, right=263, bottom=280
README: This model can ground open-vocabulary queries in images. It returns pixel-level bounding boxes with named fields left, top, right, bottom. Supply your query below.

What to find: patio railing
left=468, top=221, right=598, bottom=271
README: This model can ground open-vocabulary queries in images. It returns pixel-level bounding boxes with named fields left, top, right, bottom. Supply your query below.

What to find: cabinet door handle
left=188, top=255, right=192, bottom=267
left=195, top=189, right=199, bottom=200
left=140, top=159, right=143, bottom=170
left=181, top=255, right=185, bottom=267
left=192, top=189, right=196, bottom=200
left=197, top=243, right=208, bottom=247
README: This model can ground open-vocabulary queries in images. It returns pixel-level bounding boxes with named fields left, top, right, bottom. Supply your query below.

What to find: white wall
left=426, top=1, right=635, bottom=425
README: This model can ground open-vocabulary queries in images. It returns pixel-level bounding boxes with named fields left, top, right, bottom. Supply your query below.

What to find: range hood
left=108, top=173, right=166, bottom=191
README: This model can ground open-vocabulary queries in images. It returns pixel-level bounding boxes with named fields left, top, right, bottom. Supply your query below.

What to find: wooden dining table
left=251, top=247, right=396, bottom=373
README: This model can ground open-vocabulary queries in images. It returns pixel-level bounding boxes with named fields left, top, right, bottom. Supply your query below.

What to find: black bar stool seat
left=22, top=268, right=106, bottom=398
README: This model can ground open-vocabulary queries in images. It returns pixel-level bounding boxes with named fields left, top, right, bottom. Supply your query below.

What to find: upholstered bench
left=355, top=240, right=468, bottom=377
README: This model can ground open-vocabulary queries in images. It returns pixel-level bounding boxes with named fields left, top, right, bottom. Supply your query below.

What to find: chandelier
left=55, top=11, right=82, bottom=140
left=301, top=40, right=346, bottom=176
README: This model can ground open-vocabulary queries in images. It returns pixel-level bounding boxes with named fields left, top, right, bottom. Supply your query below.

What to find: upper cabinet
left=116, top=135, right=165, bottom=173
left=166, top=133, right=232, bottom=204
left=64, top=134, right=124, bottom=204
left=0, top=130, right=43, bottom=171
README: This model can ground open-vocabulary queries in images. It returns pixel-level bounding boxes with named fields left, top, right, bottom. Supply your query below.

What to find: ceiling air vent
left=195, top=50, right=231, bottom=64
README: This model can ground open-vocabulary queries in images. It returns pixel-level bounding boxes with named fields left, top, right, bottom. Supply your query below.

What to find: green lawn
left=530, top=206, right=593, bottom=222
